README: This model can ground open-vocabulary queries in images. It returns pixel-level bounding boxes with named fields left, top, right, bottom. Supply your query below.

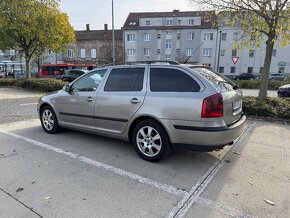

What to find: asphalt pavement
left=0, top=87, right=289, bottom=218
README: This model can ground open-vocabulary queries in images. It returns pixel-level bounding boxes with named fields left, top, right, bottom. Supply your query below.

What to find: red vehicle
left=40, top=63, right=95, bottom=78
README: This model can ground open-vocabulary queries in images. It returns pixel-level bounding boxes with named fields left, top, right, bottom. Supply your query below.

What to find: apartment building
left=216, top=24, right=290, bottom=76
left=43, top=24, right=123, bottom=66
left=122, top=10, right=218, bottom=67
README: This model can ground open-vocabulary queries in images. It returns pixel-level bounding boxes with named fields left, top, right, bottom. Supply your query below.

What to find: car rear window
left=150, top=68, right=200, bottom=92
left=192, top=67, right=236, bottom=92
left=104, top=68, right=144, bottom=91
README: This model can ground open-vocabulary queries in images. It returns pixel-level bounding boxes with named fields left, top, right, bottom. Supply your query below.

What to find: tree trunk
left=25, top=55, right=31, bottom=79
left=258, top=36, right=274, bottom=102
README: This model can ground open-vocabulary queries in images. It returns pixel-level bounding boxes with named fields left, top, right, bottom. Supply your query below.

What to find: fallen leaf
left=264, top=199, right=275, bottom=206
left=248, top=182, right=253, bottom=185
left=234, top=152, right=242, bottom=155
left=0, top=153, right=4, bottom=156
left=225, top=160, right=231, bottom=163
left=13, top=150, right=16, bottom=152
left=32, top=180, right=36, bottom=184
left=16, top=188, right=24, bottom=192
left=44, top=197, right=51, bottom=200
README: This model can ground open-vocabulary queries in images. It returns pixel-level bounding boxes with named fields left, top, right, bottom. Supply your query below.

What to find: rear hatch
left=192, top=67, right=243, bottom=125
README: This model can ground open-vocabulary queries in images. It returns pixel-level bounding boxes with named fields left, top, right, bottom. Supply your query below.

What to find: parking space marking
left=1, top=131, right=187, bottom=197
left=196, top=197, right=254, bottom=218
left=19, top=103, right=38, bottom=106
left=167, top=122, right=256, bottom=218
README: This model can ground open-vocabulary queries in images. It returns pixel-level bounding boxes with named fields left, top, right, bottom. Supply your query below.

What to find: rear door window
left=104, top=68, right=145, bottom=91
left=150, top=68, right=200, bottom=92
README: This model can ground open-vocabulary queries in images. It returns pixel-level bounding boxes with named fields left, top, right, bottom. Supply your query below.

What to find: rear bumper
left=165, top=114, right=246, bottom=152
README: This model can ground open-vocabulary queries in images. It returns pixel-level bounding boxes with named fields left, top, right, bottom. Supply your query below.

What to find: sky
left=60, top=0, right=198, bottom=31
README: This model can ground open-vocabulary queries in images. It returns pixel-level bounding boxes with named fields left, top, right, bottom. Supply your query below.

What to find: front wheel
left=132, top=120, right=171, bottom=162
left=40, top=105, right=60, bottom=134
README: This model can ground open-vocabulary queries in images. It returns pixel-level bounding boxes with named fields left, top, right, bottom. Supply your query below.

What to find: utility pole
left=216, top=30, right=222, bottom=72
left=112, top=0, right=116, bottom=65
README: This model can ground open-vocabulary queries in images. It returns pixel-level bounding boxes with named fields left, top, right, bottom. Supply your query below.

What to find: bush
left=243, top=96, right=290, bottom=120
left=235, top=79, right=290, bottom=90
left=0, top=78, right=67, bottom=92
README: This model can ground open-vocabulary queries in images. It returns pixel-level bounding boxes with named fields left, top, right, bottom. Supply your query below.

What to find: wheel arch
left=128, top=115, right=172, bottom=144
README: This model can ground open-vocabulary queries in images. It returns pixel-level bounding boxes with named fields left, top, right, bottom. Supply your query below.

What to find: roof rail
left=127, top=60, right=180, bottom=65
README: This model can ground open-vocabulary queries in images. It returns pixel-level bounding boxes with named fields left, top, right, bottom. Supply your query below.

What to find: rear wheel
left=132, top=120, right=171, bottom=162
left=40, top=105, right=60, bottom=134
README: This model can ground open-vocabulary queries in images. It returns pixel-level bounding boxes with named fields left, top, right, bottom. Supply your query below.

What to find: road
left=0, top=87, right=289, bottom=218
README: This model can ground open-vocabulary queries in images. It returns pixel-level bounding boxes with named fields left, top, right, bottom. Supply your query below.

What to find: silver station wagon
left=38, top=62, right=246, bottom=162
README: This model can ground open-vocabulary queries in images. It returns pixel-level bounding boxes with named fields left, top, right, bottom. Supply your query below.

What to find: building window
left=233, top=32, right=239, bottom=41
left=232, top=49, right=237, bottom=57
left=67, top=49, right=74, bottom=58
left=166, top=20, right=173, bottom=26
left=177, top=33, right=181, bottom=39
left=80, top=49, right=86, bottom=59
left=221, top=33, right=227, bottom=41
left=230, top=67, right=236, bottom=74
left=204, top=33, right=214, bottom=40
left=203, top=48, right=212, bottom=57
left=272, top=49, right=276, bottom=57
left=186, top=48, right=194, bottom=56
left=166, top=30, right=172, bottom=35
left=187, top=32, right=194, bottom=40
left=127, top=34, right=136, bottom=42
left=91, top=49, right=97, bottom=59
left=144, top=33, right=151, bottom=41
left=165, top=40, right=172, bottom=49
left=177, top=20, right=182, bottom=25
left=188, top=19, right=194, bottom=26
left=157, top=49, right=161, bottom=54
left=127, top=49, right=136, bottom=56
left=259, top=67, right=264, bottom=74
left=146, top=20, right=151, bottom=26
left=144, top=48, right=151, bottom=56
left=165, top=54, right=171, bottom=60
left=249, top=50, right=255, bottom=57
left=219, top=67, right=224, bottom=74
left=248, top=67, right=253, bottom=73
left=10, top=49, right=16, bottom=56
left=220, top=49, right=226, bottom=56
left=157, top=33, right=161, bottom=39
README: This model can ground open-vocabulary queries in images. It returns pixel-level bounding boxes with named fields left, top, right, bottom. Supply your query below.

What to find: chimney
left=104, top=24, right=108, bottom=31
left=86, top=24, right=90, bottom=31
left=173, top=9, right=180, bottom=13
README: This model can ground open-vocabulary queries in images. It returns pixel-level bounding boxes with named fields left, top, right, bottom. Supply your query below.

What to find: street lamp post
left=112, top=0, right=116, bottom=66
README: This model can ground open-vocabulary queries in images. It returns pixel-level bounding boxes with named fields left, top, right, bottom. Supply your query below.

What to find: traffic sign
left=232, top=56, right=239, bottom=64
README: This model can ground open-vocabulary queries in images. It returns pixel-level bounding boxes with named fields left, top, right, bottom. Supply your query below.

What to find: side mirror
left=64, top=84, right=71, bottom=92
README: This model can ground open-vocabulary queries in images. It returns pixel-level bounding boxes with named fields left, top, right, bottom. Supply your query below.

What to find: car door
left=55, top=69, right=107, bottom=130
left=94, top=67, right=146, bottom=135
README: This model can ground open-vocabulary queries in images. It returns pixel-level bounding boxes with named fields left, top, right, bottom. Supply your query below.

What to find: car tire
left=132, top=119, right=171, bottom=162
left=40, top=105, right=60, bottom=134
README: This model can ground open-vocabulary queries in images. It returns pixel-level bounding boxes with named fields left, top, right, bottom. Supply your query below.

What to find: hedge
left=234, top=79, right=290, bottom=90
left=0, top=78, right=67, bottom=92
left=243, top=96, right=290, bottom=120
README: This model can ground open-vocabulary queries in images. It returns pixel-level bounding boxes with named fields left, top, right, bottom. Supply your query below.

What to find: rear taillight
left=202, top=93, right=223, bottom=118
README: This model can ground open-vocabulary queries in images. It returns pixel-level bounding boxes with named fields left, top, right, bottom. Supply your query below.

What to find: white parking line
left=167, top=122, right=256, bottom=218
left=19, top=103, right=38, bottom=106
left=1, top=131, right=187, bottom=197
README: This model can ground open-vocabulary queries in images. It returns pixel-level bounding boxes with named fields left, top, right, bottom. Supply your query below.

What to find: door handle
left=130, top=98, right=141, bottom=104
left=87, top=97, right=94, bottom=102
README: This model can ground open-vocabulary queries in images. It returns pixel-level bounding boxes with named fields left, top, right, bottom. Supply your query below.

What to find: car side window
left=71, top=69, right=107, bottom=92
left=150, top=68, right=200, bottom=92
left=104, top=68, right=144, bottom=91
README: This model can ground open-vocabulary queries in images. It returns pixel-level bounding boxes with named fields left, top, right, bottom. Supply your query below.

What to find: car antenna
left=184, top=42, right=203, bottom=64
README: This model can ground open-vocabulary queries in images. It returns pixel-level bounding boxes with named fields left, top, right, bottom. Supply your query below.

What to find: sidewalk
left=0, top=87, right=43, bottom=100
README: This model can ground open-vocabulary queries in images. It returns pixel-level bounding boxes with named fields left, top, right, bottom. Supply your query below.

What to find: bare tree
left=98, top=40, right=124, bottom=66
left=191, top=0, right=290, bottom=101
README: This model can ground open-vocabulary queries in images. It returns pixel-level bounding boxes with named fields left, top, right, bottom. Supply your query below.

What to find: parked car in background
left=269, top=73, right=288, bottom=81
left=277, top=84, right=290, bottom=97
left=233, top=73, right=256, bottom=80
left=38, top=62, right=246, bottom=162
left=61, top=69, right=88, bottom=82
